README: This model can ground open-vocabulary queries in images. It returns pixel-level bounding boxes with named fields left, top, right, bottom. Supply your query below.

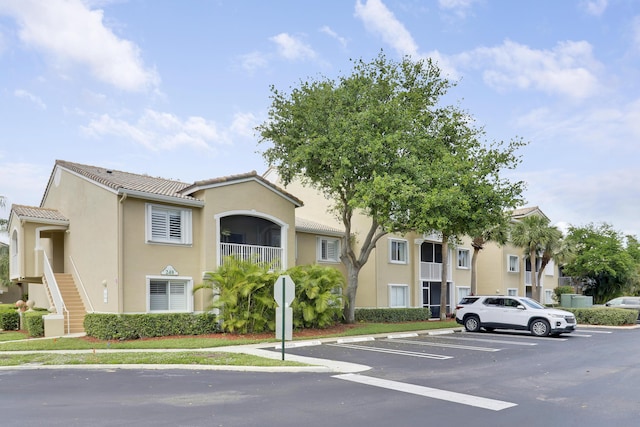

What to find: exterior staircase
left=53, top=273, right=87, bottom=334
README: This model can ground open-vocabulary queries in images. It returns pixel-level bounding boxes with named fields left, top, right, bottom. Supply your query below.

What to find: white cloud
left=81, top=109, right=240, bottom=151
left=270, top=33, right=317, bottom=61
left=583, top=0, right=608, bottom=16
left=0, top=0, right=159, bottom=92
left=229, top=112, right=259, bottom=139
left=239, top=51, right=269, bottom=72
left=320, top=26, right=347, bottom=49
left=354, top=0, right=419, bottom=57
left=0, top=162, right=49, bottom=210
left=518, top=167, right=640, bottom=237
left=456, top=40, right=601, bottom=99
left=14, top=89, right=46, bottom=109
left=438, top=0, right=479, bottom=18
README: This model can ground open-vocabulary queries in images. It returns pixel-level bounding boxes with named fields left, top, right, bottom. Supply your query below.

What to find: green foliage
left=554, top=286, right=575, bottom=302
left=23, top=311, right=45, bottom=337
left=563, top=223, right=637, bottom=303
left=0, top=309, right=19, bottom=330
left=287, top=264, right=344, bottom=328
left=258, top=51, right=525, bottom=324
left=562, top=307, right=638, bottom=326
left=198, top=257, right=278, bottom=334
left=355, top=308, right=431, bottom=323
left=83, top=313, right=219, bottom=340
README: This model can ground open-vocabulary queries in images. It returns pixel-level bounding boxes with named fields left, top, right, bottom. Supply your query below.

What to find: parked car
left=455, top=295, right=576, bottom=337
left=604, top=297, right=640, bottom=320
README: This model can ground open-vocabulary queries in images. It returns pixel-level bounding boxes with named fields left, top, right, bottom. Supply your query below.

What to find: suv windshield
left=520, top=298, right=545, bottom=309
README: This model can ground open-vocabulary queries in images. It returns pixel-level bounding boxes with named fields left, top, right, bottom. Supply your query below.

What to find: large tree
left=408, top=109, right=525, bottom=318
left=563, top=223, right=637, bottom=303
left=511, top=215, right=563, bottom=302
left=258, top=52, right=524, bottom=323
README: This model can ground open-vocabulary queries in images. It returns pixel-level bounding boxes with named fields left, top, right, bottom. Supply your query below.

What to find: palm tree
left=511, top=215, right=563, bottom=302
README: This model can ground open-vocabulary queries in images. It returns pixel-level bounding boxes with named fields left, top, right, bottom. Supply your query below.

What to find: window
left=148, top=278, right=192, bottom=312
left=507, top=288, right=518, bottom=296
left=507, top=255, right=519, bottom=272
left=389, top=284, right=409, bottom=308
left=457, top=286, right=471, bottom=303
left=457, top=248, right=470, bottom=269
left=544, top=290, right=554, bottom=305
left=317, top=237, right=340, bottom=262
left=545, top=260, right=555, bottom=276
left=146, top=204, right=192, bottom=245
left=389, top=238, right=408, bottom=264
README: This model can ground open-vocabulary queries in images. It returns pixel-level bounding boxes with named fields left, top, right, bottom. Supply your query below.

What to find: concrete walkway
left=0, top=329, right=465, bottom=373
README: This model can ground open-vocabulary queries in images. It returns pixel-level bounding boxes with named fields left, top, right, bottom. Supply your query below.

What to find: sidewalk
left=0, top=328, right=464, bottom=373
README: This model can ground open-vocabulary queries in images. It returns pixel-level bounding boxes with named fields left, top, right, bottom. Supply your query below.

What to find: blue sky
left=1, top=0, right=639, bottom=241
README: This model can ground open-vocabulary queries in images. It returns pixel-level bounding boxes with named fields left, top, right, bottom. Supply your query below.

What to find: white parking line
left=423, top=335, right=537, bottom=346
left=328, top=343, right=452, bottom=360
left=333, top=373, right=517, bottom=411
left=576, top=329, right=613, bottom=334
left=383, top=338, right=501, bottom=352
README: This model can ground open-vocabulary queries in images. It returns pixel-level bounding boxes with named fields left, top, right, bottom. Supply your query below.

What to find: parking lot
left=267, top=325, right=640, bottom=420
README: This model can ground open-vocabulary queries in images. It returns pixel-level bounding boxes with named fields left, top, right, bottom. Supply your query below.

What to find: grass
left=0, top=320, right=460, bottom=367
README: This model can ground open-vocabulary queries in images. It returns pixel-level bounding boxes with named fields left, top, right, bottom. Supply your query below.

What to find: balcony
left=420, top=262, right=452, bottom=282
left=220, top=242, right=283, bottom=270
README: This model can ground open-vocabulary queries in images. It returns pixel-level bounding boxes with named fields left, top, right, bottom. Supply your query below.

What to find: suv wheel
left=464, top=315, right=481, bottom=332
left=530, top=319, right=550, bottom=337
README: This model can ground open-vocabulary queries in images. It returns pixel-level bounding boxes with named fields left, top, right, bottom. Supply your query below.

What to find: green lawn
left=0, top=320, right=460, bottom=367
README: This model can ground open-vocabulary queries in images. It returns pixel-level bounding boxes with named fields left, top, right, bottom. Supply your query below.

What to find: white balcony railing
left=420, top=261, right=453, bottom=282
left=220, top=242, right=283, bottom=270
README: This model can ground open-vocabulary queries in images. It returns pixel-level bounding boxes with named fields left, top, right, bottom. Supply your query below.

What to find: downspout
left=118, top=192, right=127, bottom=313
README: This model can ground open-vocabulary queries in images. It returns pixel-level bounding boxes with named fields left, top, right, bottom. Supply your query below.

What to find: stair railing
left=43, top=253, right=70, bottom=334
left=69, top=256, right=94, bottom=313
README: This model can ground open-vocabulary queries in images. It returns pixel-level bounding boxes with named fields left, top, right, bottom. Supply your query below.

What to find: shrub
left=23, top=311, right=45, bottom=337
left=355, top=308, right=431, bottom=323
left=554, top=286, right=575, bottom=303
left=287, top=264, right=344, bottom=329
left=197, top=257, right=278, bottom=334
left=84, top=313, right=219, bottom=340
left=562, top=307, right=638, bottom=326
left=0, top=310, right=19, bottom=330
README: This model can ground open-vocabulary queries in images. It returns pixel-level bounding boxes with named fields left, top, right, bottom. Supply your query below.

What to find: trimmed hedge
left=23, top=311, right=45, bottom=337
left=563, top=307, right=638, bottom=326
left=0, top=310, right=19, bottom=331
left=355, top=308, right=431, bottom=323
left=84, top=313, right=220, bottom=340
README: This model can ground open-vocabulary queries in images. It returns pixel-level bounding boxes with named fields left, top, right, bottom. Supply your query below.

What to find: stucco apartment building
left=8, top=160, right=559, bottom=336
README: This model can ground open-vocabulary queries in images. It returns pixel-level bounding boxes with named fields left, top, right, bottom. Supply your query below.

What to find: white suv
left=455, top=295, right=576, bottom=337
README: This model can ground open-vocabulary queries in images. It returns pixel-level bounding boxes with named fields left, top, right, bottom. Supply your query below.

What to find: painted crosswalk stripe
left=328, top=343, right=452, bottom=359
left=333, top=373, right=517, bottom=411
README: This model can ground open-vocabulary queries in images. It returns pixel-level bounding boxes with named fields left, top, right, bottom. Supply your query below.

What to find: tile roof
left=180, top=170, right=304, bottom=207
left=510, top=206, right=548, bottom=220
left=295, top=217, right=343, bottom=236
left=55, top=160, right=198, bottom=202
left=11, top=204, right=69, bottom=223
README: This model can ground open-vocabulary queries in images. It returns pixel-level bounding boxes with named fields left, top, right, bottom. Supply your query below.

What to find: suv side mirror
left=517, top=304, right=526, bottom=310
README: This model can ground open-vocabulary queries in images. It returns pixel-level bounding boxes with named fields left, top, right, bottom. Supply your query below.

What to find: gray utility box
left=560, top=294, right=593, bottom=308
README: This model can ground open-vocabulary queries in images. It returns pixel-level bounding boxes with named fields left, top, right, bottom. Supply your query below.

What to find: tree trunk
left=470, top=247, right=480, bottom=295
left=440, top=237, right=449, bottom=320
left=530, top=247, right=539, bottom=302
left=342, top=261, right=361, bottom=324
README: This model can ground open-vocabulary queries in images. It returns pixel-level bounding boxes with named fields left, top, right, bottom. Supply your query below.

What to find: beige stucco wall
left=193, top=179, right=299, bottom=274
left=42, top=167, right=120, bottom=313
left=119, top=197, right=203, bottom=313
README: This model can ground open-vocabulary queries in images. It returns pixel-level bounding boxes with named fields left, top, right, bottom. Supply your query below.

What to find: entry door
left=422, top=281, right=451, bottom=318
